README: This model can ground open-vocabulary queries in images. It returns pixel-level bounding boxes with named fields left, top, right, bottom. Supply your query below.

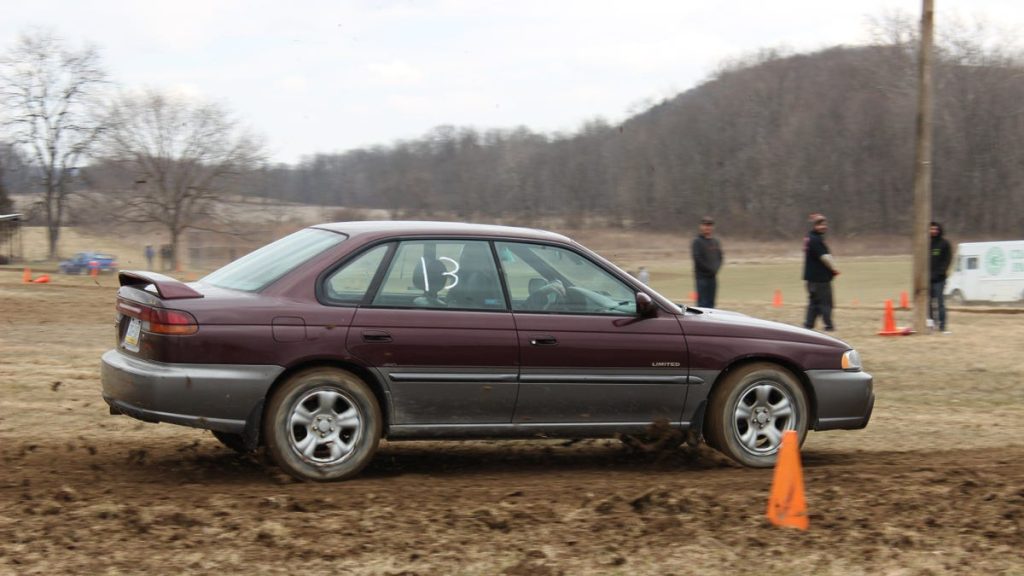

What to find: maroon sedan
left=101, top=221, right=873, bottom=481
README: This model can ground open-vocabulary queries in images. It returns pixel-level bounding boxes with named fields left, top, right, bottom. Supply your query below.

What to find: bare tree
left=0, top=30, right=107, bottom=258
left=0, top=142, right=37, bottom=196
left=98, top=90, right=263, bottom=269
left=0, top=160, right=12, bottom=214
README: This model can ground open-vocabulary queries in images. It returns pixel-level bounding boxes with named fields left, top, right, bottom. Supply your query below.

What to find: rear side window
left=201, top=228, right=346, bottom=292
left=322, top=244, right=389, bottom=305
left=372, top=240, right=505, bottom=310
left=966, top=257, right=978, bottom=270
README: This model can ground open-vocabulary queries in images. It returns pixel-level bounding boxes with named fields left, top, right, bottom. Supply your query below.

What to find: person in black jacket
left=803, top=214, right=839, bottom=331
left=691, top=216, right=723, bottom=308
left=929, top=221, right=952, bottom=333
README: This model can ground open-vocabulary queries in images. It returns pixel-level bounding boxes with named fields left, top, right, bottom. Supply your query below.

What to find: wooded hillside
left=5, top=29, right=1023, bottom=240
left=252, top=39, right=1024, bottom=238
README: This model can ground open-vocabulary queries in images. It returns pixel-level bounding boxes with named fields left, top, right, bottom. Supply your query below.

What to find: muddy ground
left=1, top=273, right=1022, bottom=575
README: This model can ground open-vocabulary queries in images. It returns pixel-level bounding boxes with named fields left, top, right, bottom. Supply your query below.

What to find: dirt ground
left=1, top=271, right=1022, bottom=575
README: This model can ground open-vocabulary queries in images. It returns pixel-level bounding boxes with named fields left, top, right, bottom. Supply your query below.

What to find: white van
left=944, top=241, right=1024, bottom=304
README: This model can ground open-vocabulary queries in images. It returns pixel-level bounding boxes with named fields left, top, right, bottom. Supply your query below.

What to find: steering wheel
left=524, top=283, right=565, bottom=311
left=524, top=290, right=552, bottom=311
left=543, top=291, right=565, bottom=311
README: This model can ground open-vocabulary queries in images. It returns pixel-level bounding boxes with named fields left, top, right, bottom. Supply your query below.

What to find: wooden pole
left=912, top=0, right=935, bottom=334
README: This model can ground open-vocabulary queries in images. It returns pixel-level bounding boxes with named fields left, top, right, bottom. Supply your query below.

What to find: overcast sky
left=2, top=1, right=1022, bottom=164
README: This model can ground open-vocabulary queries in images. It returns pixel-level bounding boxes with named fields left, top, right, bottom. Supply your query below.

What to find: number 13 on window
left=420, top=256, right=460, bottom=290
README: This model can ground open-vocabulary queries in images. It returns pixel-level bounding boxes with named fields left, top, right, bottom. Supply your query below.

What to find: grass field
left=640, top=255, right=912, bottom=309
left=8, top=223, right=924, bottom=318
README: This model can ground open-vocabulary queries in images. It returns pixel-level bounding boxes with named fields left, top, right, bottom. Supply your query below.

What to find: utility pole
left=912, top=0, right=935, bottom=334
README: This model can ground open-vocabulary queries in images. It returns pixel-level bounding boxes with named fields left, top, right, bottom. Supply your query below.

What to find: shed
left=0, top=214, right=23, bottom=264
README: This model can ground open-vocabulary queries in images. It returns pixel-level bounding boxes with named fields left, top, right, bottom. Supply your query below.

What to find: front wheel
left=264, top=367, right=381, bottom=481
left=705, top=363, right=808, bottom=468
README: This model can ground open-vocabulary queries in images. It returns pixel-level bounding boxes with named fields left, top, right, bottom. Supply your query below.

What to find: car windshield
left=201, top=228, right=346, bottom=292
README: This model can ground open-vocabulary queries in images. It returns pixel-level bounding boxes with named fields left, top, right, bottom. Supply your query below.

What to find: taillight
left=146, top=308, right=199, bottom=335
left=117, top=301, right=198, bottom=335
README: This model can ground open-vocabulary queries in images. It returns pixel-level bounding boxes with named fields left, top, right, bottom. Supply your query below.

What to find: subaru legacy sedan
left=101, top=221, right=873, bottom=481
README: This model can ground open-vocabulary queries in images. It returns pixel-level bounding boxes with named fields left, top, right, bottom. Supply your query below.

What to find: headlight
left=841, top=349, right=862, bottom=371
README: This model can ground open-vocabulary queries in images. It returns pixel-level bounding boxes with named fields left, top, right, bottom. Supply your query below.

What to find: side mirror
left=636, top=292, right=656, bottom=317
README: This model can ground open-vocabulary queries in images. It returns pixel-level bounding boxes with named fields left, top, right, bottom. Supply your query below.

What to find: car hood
left=683, top=307, right=850, bottom=349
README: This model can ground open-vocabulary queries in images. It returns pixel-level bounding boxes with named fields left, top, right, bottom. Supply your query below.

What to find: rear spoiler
left=118, top=270, right=204, bottom=300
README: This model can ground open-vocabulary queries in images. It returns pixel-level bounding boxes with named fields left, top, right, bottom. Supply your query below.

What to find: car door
left=345, top=239, right=519, bottom=426
left=496, top=241, right=689, bottom=425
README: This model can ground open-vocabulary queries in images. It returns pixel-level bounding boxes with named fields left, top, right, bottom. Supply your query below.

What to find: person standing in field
left=929, top=221, right=952, bottom=333
left=803, top=213, right=839, bottom=331
left=691, top=216, right=723, bottom=308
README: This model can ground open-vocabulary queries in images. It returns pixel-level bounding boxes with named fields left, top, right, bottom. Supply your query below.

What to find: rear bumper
left=100, top=349, right=283, bottom=434
left=807, top=369, right=874, bottom=430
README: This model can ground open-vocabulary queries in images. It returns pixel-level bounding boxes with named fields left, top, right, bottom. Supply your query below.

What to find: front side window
left=495, top=242, right=636, bottom=315
left=322, top=244, right=390, bottom=305
left=372, top=240, right=505, bottom=310
left=201, top=228, right=346, bottom=292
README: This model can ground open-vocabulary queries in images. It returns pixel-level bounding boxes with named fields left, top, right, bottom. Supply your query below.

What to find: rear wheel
left=263, top=367, right=381, bottom=481
left=705, top=363, right=808, bottom=468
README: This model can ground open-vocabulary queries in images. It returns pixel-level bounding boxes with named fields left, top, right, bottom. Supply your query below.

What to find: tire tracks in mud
left=2, top=439, right=1021, bottom=574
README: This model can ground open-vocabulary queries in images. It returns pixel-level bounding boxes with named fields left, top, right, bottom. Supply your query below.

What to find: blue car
left=59, top=252, right=118, bottom=274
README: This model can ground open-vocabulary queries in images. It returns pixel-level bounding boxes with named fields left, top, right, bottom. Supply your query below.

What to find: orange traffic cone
left=899, top=291, right=910, bottom=310
left=22, top=267, right=32, bottom=283
left=772, top=289, right=783, bottom=308
left=90, top=266, right=99, bottom=277
left=878, top=299, right=912, bottom=336
left=766, top=430, right=808, bottom=530
left=32, top=274, right=51, bottom=284
left=689, top=290, right=697, bottom=303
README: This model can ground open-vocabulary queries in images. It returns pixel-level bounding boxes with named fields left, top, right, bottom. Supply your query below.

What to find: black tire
left=211, top=430, right=250, bottom=454
left=704, top=362, right=808, bottom=468
left=263, top=367, right=381, bottom=482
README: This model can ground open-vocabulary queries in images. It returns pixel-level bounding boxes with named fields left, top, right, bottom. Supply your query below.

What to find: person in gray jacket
left=691, top=216, right=723, bottom=308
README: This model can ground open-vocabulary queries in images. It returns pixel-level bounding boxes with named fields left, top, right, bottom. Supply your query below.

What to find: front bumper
left=806, top=369, right=874, bottom=430
left=100, top=349, right=284, bottom=434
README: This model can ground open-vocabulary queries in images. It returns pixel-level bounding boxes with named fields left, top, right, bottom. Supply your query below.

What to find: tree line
left=256, top=30, right=1024, bottom=238
left=2, top=18, right=1023, bottom=268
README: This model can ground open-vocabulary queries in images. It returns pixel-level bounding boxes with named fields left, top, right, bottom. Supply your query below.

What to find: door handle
left=530, top=335, right=558, bottom=346
left=362, top=330, right=393, bottom=343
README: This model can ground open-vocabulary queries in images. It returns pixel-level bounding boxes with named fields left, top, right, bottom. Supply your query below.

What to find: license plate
left=123, top=317, right=141, bottom=352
